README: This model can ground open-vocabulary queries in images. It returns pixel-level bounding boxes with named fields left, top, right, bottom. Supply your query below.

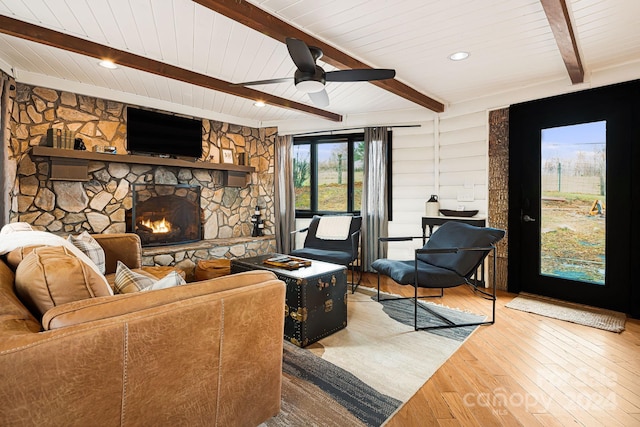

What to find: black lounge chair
left=290, top=215, right=362, bottom=293
left=372, top=221, right=505, bottom=330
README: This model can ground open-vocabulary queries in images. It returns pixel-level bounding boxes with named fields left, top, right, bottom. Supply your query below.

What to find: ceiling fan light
left=295, top=80, right=325, bottom=93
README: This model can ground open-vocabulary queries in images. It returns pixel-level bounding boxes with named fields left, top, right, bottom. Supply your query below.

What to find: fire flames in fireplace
left=130, top=184, right=202, bottom=247
left=140, top=218, right=171, bottom=234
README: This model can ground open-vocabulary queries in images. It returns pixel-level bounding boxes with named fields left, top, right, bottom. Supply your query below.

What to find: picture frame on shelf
left=221, top=148, right=234, bottom=164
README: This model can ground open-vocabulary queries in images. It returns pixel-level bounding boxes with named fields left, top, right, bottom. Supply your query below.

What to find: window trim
left=293, top=131, right=393, bottom=219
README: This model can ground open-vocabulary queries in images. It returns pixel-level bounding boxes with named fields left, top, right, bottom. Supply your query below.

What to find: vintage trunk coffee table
left=230, top=254, right=347, bottom=347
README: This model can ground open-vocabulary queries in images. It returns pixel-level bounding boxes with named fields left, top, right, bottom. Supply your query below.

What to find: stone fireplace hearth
left=131, top=184, right=201, bottom=247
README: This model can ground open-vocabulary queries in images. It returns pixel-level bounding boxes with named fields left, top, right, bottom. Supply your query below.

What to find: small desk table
left=422, top=216, right=486, bottom=244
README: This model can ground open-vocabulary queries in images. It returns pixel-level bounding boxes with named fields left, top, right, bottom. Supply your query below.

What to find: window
left=294, top=134, right=364, bottom=217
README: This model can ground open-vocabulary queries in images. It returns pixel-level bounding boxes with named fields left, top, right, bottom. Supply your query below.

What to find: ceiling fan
left=232, top=38, right=396, bottom=107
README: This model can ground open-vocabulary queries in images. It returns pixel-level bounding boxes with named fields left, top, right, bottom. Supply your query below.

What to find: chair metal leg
left=375, top=247, right=498, bottom=331
left=414, top=282, right=418, bottom=330
left=377, top=272, right=444, bottom=303
left=349, top=261, right=362, bottom=294
left=412, top=246, right=498, bottom=331
left=349, top=248, right=363, bottom=293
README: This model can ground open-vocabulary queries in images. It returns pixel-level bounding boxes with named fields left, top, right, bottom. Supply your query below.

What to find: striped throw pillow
left=67, top=231, right=106, bottom=275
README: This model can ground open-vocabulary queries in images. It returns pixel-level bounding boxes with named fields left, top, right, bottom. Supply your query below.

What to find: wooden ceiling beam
left=194, top=0, right=445, bottom=113
left=0, top=15, right=342, bottom=122
left=540, top=0, right=584, bottom=84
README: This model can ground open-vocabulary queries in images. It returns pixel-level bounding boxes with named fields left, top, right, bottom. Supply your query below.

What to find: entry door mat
left=263, top=290, right=484, bottom=426
left=506, top=292, right=626, bottom=333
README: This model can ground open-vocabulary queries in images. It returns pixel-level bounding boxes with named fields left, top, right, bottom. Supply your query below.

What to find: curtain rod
left=291, top=124, right=421, bottom=137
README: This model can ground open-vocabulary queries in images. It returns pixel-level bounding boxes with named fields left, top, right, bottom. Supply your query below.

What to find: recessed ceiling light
left=98, top=60, right=118, bottom=69
left=254, top=101, right=266, bottom=107
left=449, top=51, right=470, bottom=61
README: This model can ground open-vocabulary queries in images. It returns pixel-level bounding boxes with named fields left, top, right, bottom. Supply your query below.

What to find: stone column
left=488, top=108, right=509, bottom=291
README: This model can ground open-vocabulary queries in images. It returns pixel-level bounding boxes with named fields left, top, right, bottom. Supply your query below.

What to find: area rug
left=263, top=289, right=485, bottom=427
left=505, top=292, right=626, bottom=333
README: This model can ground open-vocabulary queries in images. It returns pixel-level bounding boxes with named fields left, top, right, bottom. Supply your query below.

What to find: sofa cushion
left=15, top=246, right=112, bottom=319
left=92, top=233, right=143, bottom=274
left=67, top=231, right=106, bottom=274
left=114, top=261, right=186, bottom=294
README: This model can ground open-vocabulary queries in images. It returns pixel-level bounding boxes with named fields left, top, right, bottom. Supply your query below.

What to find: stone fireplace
left=4, top=81, right=278, bottom=276
left=131, top=184, right=201, bottom=247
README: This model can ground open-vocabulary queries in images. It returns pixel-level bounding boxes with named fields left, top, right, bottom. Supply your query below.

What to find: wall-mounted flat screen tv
left=126, top=107, right=202, bottom=158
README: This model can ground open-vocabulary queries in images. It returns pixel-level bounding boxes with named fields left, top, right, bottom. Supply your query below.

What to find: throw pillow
left=15, top=246, right=112, bottom=319
left=146, top=271, right=186, bottom=291
left=114, top=261, right=155, bottom=293
left=0, top=230, right=111, bottom=295
left=5, top=245, right=42, bottom=270
left=114, top=261, right=186, bottom=294
left=67, top=231, right=106, bottom=275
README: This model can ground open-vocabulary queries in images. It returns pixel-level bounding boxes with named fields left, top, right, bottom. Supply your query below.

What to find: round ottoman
left=195, top=259, right=231, bottom=281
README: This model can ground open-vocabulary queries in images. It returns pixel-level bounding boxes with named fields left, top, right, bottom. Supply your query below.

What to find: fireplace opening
left=130, top=184, right=201, bottom=247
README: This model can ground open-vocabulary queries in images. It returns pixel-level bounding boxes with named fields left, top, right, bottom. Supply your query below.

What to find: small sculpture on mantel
left=251, top=206, right=264, bottom=237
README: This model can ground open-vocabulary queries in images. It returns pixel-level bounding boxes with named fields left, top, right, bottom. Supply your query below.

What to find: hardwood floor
left=360, top=273, right=640, bottom=427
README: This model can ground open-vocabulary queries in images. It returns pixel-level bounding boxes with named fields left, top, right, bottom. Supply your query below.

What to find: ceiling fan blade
left=325, top=69, right=396, bottom=82
left=231, top=77, right=293, bottom=87
left=286, top=37, right=317, bottom=73
left=308, top=89, right=329, bottom=108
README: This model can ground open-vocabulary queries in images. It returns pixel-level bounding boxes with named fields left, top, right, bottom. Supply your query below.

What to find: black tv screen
left=126, top=107, right=202, bottom=158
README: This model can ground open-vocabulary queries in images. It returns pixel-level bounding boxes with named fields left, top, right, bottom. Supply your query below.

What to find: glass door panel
left=540, top=121, right=606, bottom=285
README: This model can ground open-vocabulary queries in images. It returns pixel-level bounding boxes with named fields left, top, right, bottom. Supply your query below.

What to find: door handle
left=522, top=214, right=536, bottom=222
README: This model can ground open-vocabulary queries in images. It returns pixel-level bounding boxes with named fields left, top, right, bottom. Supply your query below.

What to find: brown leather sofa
left=0, top=233, right=286, bottom=426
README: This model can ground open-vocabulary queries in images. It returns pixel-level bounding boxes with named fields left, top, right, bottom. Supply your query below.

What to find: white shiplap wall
left=387, top=111, right=488, bottom=260
left=386, top=122, right=436, bottom=260
left=292, top=110, right=489, bottom=264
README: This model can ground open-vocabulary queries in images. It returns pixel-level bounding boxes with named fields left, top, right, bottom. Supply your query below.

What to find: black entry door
left=508, top=81, right=640, bottom=315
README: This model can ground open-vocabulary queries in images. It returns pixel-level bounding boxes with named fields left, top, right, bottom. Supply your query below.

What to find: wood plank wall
left=388, top=111, right=489, bottom=260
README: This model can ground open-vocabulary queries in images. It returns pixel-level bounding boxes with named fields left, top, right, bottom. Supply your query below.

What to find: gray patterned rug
left=264, top=289, right=485, bottom=427
left=506, top=292, right=626, bottom=333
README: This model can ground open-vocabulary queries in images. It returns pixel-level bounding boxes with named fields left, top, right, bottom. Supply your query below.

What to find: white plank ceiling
left=0, top=0, right=638, bottom=129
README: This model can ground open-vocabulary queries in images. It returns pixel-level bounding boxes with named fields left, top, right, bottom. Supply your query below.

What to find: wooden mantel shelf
left=31, top=146, right=254, bottom=172
left=31, top=146, right=254, bottom=186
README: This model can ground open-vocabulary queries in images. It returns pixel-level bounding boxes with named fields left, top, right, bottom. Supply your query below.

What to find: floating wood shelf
left=31, top=146, right=254, bottom=186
